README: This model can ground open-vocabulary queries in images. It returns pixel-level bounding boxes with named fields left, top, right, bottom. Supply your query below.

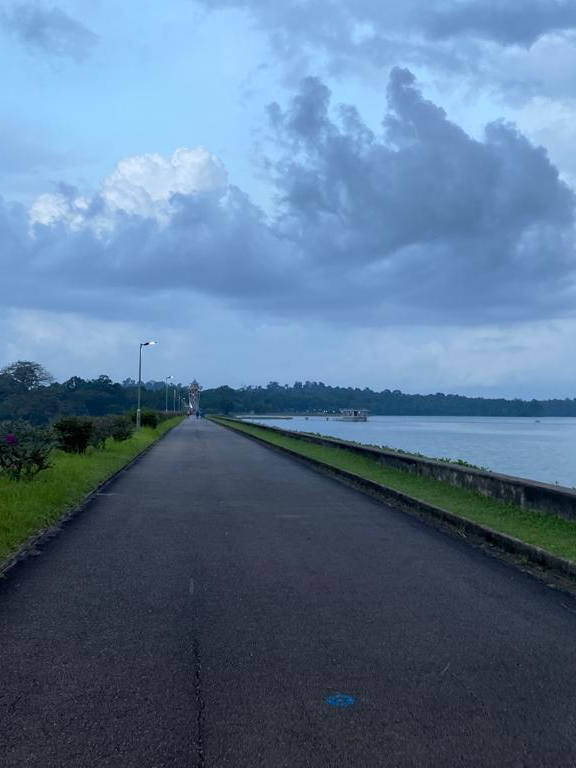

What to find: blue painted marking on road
left=327, top=693, right=356, bottom=709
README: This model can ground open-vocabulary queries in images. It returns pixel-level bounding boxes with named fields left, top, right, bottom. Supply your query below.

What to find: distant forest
left=204, top=382, right=576, bottom=418
left=2, top=361, right=576, bottom=424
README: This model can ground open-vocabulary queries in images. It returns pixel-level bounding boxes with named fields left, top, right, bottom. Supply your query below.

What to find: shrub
left=129, top=410, right=167, bottom=428
left=88, top=416, right=114, bottom=450
left=53, top=416, right=93, bottom=454
left=0, top=420, right=54, bottom=481
left=140, top=410, right=159, bottom=428
left=108, top=415, right=134, bottom=442
left=88, top=415, right=134, bottom=448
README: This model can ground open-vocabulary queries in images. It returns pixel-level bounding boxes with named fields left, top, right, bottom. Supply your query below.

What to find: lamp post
left=137, top=341, right=156, bottom=431
left=173, top=385, right=177, bottom=413
left=165, top=375, right=173, bottom=414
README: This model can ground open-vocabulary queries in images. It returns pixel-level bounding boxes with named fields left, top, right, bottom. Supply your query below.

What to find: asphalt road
left=3, top=418, right=576, bottom=767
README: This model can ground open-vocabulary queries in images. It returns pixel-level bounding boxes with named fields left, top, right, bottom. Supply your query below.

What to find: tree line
left=2, top=361, right=576, bottom=424
left=0, top=361, right=188, bottom=425
left=200, top=381, right=576, bottom=417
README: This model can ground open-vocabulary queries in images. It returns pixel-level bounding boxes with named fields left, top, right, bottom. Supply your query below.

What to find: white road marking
left=276, top=514, right=309, bottom=519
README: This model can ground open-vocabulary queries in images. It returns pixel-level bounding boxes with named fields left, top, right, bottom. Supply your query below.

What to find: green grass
left=214, top=417, right=576, bottom=563
left=0, top=417, right=183, bottom=569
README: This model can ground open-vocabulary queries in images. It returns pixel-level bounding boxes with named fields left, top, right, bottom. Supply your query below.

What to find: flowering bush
left=0, top=420, right=54, bottom=481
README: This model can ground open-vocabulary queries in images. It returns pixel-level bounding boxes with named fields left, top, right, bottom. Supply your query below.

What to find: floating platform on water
left=335, top=409, right=369, bottom=422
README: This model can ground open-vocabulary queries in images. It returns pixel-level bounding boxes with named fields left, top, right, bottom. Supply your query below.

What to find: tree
left=63, top=376, right=86, bottom=390
left=94, top=375, right=113, bottom=387
left=0, top=361, right=54, bottom=391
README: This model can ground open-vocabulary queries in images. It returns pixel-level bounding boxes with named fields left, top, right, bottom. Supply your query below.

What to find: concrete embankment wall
left=232, top=419, right=576, bottom=523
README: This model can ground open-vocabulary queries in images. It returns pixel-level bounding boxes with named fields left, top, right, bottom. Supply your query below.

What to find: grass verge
left=0, top=417, right=184, bottom=569
left=214, top=417, right=576, bottom=563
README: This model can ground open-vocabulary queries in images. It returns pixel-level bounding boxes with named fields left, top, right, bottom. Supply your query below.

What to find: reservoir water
left=247, top=415, right=576, bottom=488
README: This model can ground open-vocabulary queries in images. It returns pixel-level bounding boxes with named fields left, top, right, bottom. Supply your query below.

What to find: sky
left=2, top=0, right=576, bottom=397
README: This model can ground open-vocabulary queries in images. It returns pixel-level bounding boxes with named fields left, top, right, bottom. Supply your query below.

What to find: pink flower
left=5, top=433, right=17, bottom=446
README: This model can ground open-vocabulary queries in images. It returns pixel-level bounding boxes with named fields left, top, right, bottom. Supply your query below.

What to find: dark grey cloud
left=2, top=69, right=575, bottom=327
left=425, top=1, right=576, bottom=46
left=198, top=0, right=576, bottom=47
left=1, top=3, right=98, bottom=62
left=264, top=68, right=576, bottom=322
left=1, top=186, right=297, bottom=324
left=194, top=0, right=576, bottom=84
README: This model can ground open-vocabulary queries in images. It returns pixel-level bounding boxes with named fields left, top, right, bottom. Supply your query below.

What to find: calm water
left=247, top=415, right=576, bottom=488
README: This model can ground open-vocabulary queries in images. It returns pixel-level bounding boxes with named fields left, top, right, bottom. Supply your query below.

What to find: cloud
left=195, top=1, right=576, bottom=51
left=424, top=1, right=576, bottom=46
left=478, top=30, right=576, bottom=102
left=30, top=147, right=228, bottom=227
left=193, top=0, right=576, bottom=101
left=101, top=148, right=228, bottom=219
left=2, top=69, right=575, bottom=331
left=3, top=307, right=576, bottom=400
left=265, top=68, right=576, bottom=321
left=1, top=3, right=98, bottom=62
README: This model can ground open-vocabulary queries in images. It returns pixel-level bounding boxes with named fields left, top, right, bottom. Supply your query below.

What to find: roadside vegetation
left=213, top=417, right=576, bottom=563
left=0, top=415, right=183, bottom=570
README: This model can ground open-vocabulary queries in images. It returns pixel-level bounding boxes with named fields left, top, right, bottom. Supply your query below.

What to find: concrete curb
left=0, top=419, right=184, bottom=580
left=236, top=420, right=576, bottom=522
left=214, top=417, right=576, bottom=583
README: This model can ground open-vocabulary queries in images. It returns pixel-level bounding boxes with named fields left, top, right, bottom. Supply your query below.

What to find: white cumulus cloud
left=101, top=147, right=228, bottom=217
left=29, top=146, right=228, bottom=229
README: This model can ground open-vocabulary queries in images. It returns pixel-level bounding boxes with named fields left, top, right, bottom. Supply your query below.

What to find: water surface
left=247, top=415, right=576, bottom=488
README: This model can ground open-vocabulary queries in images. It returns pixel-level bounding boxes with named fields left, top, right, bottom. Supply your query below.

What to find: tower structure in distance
left=189, top=379, right=202, bottom=414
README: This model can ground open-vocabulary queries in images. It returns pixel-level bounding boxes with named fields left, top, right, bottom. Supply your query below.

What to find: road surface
left=2, top=418, right=576, bottom=767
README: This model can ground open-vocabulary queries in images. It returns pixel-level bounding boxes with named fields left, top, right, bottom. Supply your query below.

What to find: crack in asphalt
left=192, top=636, right=205, bottom=767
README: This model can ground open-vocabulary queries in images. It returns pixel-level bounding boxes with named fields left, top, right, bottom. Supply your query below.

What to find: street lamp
left=165, top=375, right=173, bottom=414
left=173, top=384, right=177, bottom=413
left=137, top=341, right=156, bottom=431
